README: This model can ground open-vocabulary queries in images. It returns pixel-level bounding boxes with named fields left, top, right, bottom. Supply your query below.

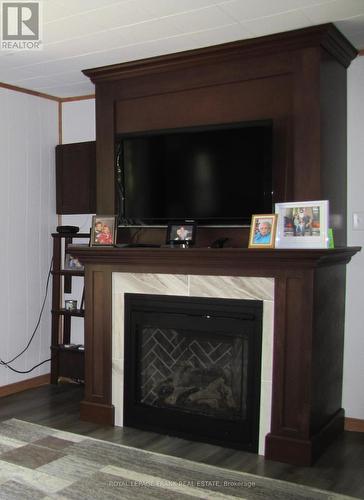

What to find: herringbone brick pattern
left=139, top=327, right=246, bottom=418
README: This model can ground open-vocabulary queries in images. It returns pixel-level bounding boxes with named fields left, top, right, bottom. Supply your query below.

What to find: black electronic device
left=211, top=237, right=230, bottom=248
left=56, top=225, right=80, bottom=234
left=116, top=120, right=273, bottom=226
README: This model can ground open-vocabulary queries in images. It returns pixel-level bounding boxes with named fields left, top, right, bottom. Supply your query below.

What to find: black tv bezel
left=115, top=120, right=273, bottom=227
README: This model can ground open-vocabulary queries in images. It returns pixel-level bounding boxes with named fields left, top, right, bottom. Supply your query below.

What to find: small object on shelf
left=90, top=215, right=117, bottom=246
left=64, top=253, right=84, bottom=270
left=63, top=344, right=83, bottom=350
left=166, top=221, right=196, bottom=247
left=328, top=228, right=335, bottom=248
left=56, top=225, right=79, bottom=233
left=65, top=300, right=77, bottom=311
left=248, top=214, right=277, bottom=249
left=210, top=237, right=229, bottom=248
left=274, top=200, right=329, bottom=248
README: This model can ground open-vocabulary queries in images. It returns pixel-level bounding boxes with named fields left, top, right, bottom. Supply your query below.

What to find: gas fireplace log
left=164, top=386, right=196, bottom=405
left=187, top=377, right=236, bottom=408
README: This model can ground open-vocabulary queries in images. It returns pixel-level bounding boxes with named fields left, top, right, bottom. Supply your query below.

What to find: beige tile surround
left=112, top=273, right=274, bottom=456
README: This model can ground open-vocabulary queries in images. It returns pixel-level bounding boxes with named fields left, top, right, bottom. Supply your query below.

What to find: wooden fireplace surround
left=73, top=24, right=360, bottom=465
left=71, top=245, right=360, bottom=466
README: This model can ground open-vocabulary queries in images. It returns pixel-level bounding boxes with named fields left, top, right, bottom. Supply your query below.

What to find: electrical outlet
left=353, top=212, right=364, bottom=230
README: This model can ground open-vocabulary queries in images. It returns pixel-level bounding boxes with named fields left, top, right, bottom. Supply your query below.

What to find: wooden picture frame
left=275, top=200, right=329, bottom=248
left=90, top=215, right=117, bottom=246
left=248, top=214, right=277, bottom=248
left=166, top=222, right=196, bottom=245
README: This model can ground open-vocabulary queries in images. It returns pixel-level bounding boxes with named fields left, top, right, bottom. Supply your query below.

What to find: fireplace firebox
left=124, top=294, right=263, bottom=452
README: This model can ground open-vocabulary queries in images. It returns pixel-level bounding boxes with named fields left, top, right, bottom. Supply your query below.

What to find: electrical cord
left=0, top=257, right=53, bottom=373
left=1, top=358, right=53, bottom=374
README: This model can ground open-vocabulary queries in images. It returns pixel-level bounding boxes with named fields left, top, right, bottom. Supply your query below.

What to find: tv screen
left=116, top=121, right=272, bottom=226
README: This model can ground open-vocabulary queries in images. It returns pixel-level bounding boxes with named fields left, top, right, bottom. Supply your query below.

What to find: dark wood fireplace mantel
left=71, top=245, right=360, bottom=466
left=70, top=245, right=358, bottom=272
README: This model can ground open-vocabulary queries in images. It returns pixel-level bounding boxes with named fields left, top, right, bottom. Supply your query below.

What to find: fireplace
left=111, top=273, right=273, bottom=456
left=71, top=245, right=359, bottom=465
left=124, top=293, right=263, bottom=452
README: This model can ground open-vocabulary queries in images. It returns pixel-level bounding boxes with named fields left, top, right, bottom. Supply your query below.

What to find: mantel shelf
left=70, top=245, right=360, bottom=277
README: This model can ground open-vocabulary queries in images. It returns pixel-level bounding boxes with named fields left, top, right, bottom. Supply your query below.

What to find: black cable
left=130, top=227, right=143, bottom=243
left=2, top=357, right=53, bottom=374
left=115, top=141, right=125, bottom=225
left=0, top=257, right=53, bottom=373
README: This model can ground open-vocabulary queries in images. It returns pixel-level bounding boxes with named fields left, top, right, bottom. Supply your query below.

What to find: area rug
left=0, top=418, right=358, bottom=499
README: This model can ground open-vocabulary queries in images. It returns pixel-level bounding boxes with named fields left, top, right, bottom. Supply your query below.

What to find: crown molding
left=0, top=81, right=60, bottom=101
left=83, top=24, right=358, bottom=84
left=0, top=81, right=95, bottom=102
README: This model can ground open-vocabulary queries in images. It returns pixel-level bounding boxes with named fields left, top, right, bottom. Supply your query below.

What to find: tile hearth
left=112, top=273, right=274, bottom=455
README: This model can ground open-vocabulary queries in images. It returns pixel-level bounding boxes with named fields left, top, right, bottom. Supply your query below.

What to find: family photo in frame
left=248, top=214, right=277, bottom=248
left=275, top=200, right=329, bottom=248
left=90, top=215, right=117, bottom=246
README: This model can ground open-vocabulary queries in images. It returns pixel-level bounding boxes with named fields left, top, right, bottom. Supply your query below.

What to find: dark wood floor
left=1, top=383, right=363, bottom=499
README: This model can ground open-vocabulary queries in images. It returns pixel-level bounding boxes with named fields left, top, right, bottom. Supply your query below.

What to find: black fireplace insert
left=124, top=294, right=263, bottom=452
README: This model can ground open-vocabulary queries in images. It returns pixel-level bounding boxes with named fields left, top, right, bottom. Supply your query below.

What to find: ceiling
left=1, top=0, right=364, bottom=98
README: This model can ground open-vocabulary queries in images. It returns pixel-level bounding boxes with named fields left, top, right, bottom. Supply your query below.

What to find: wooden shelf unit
left=50, top=232, right=89, bottom=383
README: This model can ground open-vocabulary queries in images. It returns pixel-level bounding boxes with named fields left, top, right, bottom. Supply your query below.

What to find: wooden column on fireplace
left=71, top=246, right=359, bottom=466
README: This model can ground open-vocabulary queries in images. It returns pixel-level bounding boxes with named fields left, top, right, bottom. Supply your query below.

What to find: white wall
left=343, top=56, right=364, bottom=419
left=61, top=99, right=96, bottom=344
left=0, top=88, right=58, bottom=386
left=62, top=99, right=95, bottom=146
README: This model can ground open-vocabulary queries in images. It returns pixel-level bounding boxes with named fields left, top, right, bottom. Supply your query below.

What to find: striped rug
left=0, top=419, right=357, bottom=499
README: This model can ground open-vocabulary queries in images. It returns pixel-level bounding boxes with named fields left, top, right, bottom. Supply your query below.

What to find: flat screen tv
left=116, top=121, right=273, bottom=226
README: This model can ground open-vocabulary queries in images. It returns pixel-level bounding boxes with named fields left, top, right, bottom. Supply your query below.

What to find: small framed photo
left=275, top=200, right=329, bottom=248
left=248, top=214, right=278, bottom=248
left=166, top=222, right=196, bottom=245
left=65, top=299, right=77, bottom=311
left=90, top=215, right=117, bottom=246
left=64, top=253, right=84, bottom=271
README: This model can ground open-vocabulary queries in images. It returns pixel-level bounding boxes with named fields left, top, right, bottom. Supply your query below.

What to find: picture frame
left=275, top=200, right=329, bottom=248
left=166, top=221, right=196, bottom=246
left=64, top=253, right=84, bottom=271
left=248, top=214, right=278, bottom=249
left=65, top=299, right=77, bottom=311
left=90, top=215, right=117, bottom=246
